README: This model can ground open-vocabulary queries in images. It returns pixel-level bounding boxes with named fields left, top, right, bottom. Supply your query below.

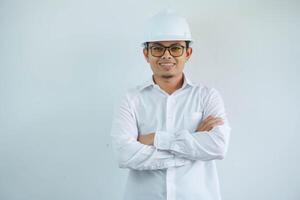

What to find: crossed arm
left=138, top=115, right=224, bottom=145
left=111, top=88, right=231, bottom=170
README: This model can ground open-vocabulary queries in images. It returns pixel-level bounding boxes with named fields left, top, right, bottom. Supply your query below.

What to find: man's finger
left=205, top=118, right=223, bottom=128
left=198, top=117, right=223, bottom=131
left=200, top=116, right=222, bottom=127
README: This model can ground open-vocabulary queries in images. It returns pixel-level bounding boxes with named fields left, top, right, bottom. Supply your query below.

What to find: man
left=111, top=9, right=231, bottom=200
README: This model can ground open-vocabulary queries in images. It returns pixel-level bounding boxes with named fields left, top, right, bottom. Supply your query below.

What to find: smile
left=159, top=63, right=176, bottom=67
left=159, top=63, right=175, bottom=71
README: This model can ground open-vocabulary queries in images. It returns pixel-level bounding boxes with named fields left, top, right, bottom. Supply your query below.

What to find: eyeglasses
left=148, top=43, right=186, bottom=57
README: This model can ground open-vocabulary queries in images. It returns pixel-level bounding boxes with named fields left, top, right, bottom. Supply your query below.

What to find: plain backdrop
left=0, top=0, right=299, bottom=200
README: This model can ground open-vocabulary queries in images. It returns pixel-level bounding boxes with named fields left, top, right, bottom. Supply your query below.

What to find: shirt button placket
left=166, top=96, right=173, bottom=131
left=166, top=96, right=176, bottom=200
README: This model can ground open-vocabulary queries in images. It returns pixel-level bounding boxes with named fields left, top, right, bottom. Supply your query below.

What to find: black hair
left=143, top=42, right=149, bottom=49
left=185, top=41, right=191, bottom=48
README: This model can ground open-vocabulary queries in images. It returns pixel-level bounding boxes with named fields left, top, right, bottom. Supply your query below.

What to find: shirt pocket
left=184, top=112, right=203, bottom=132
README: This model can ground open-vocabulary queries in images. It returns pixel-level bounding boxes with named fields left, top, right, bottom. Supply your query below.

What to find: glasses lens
left=151, top=46, right=165, bottom=57
left=169, top=46, right=184, bottom=57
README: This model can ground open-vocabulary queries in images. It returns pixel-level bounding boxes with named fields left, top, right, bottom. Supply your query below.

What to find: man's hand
left=196, top=115, right=224, bottom=132
left=137, top=133, right=155, bottom=145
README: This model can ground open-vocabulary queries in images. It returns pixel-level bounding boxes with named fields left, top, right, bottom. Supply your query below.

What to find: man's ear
left=185, top=47, right=193, bottom=61
left=143, top=48, right=150, bottom=63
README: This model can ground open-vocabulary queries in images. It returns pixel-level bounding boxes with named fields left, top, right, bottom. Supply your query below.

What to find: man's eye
left=152, top=47, right=164, bottom=51
left=170, top=46, right=182, bottom=51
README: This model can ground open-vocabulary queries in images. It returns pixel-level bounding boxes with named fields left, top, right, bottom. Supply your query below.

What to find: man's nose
left=161, top=48, right=172, bottom=59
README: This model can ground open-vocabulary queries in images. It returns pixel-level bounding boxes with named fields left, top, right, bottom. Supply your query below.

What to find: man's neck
left=153, top=73, right=184, bottom=95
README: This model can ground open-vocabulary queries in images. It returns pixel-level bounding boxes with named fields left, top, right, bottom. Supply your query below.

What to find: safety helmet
left=142, top=9, right=193, bottom=46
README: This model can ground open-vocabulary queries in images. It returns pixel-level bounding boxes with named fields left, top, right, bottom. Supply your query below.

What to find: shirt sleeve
left=110, top=93, right=192, bottom=170
left=153, top=88, right=231, bottom=161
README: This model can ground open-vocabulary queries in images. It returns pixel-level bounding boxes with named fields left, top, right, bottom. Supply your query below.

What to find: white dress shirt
left=111, top=73, right=231, bottom=200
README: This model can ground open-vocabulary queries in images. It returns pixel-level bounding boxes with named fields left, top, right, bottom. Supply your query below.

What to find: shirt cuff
left=154, top=130, right=173, bottom=150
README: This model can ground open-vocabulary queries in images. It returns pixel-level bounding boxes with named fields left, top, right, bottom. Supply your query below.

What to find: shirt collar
left=139, top=73, right=195, bottom=92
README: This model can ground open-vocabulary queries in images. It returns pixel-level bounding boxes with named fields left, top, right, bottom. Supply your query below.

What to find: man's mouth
left=159, top=62, right=176, bottom=70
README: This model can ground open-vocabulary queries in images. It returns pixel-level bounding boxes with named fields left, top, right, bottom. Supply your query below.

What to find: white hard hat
left=142, top=9, right=193, bottom=46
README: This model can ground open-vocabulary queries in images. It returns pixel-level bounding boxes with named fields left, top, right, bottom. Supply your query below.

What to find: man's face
left=143, top=41, right=192, bottom=79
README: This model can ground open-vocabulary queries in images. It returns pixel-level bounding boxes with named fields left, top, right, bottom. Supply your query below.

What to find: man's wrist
left=138, top=133, right=155, bottom=145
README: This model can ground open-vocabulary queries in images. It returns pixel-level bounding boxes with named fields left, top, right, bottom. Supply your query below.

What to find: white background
left=0, top=0, right=299, bottom=199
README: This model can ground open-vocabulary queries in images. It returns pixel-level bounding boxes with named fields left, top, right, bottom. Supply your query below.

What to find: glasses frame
left=148, top=43, right=187, bottom=57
